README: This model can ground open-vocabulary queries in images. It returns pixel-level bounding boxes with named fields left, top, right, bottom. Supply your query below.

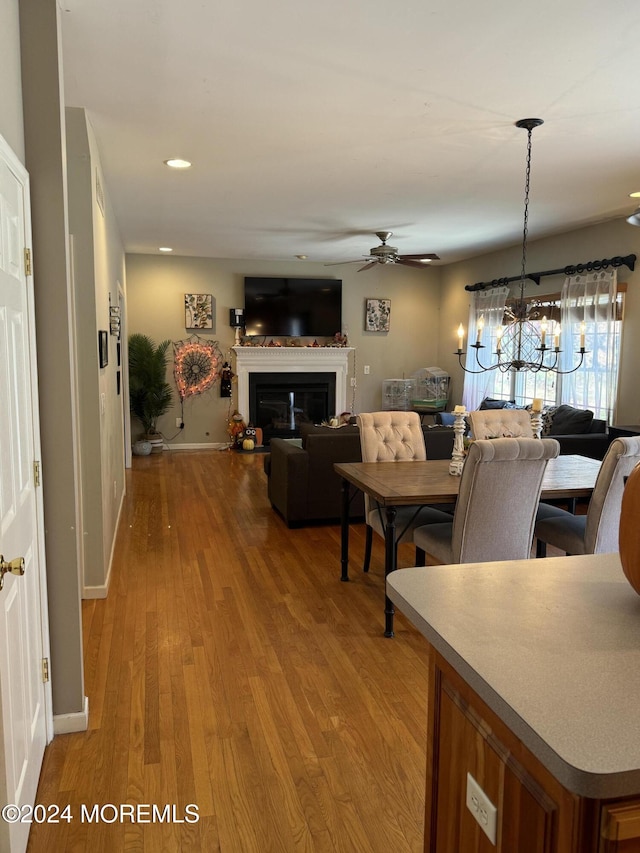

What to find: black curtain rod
left=465, top=254, right=637, bottom=292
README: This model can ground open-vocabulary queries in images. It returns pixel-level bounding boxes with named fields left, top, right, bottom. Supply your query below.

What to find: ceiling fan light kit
left=327, top=230, right=439, bottom=272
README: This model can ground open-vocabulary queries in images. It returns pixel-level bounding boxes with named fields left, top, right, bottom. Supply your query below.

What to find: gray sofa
left=264, top=422, right=456, bottom=527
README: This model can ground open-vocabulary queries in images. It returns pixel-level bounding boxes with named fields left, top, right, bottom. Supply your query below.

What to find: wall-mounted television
left=243, top=277, right=342, bottom=338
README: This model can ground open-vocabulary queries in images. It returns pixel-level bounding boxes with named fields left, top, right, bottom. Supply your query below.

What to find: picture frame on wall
left=365, top=298, right=391, bottom=332
left=185, top=293, right=214, bottom=330
left=98, top=330, right=109, bottom=368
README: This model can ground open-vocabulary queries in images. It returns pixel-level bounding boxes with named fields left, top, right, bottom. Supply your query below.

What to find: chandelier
left=456, top=118, right=586, bottom=375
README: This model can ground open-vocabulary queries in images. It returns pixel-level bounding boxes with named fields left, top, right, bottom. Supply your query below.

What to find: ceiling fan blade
left=397, top=259, right=437, bottom=270
left=399, top=253, right=440, bottom=261
left=324, top=259, right=366, bottom=266
left=357, top=261, right=378, bottom=272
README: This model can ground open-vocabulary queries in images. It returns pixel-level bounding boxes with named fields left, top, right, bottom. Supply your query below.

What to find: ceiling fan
left=326, top=231, right=440, bottom=272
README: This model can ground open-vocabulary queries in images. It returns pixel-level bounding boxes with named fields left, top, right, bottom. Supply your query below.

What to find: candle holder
left=530, top=408, right=543, bottom=439
left=449, top=408, right=467, bottom=476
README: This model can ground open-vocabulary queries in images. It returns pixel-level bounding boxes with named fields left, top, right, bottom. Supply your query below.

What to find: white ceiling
left=60, top=0, right=640, bottom=266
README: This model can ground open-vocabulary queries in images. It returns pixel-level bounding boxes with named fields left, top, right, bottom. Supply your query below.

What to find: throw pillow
left=548, top=404, right=594, bottom=435
left=479, top=397, right=516, bottom=410
left=541, top=407, right=557, bottom=436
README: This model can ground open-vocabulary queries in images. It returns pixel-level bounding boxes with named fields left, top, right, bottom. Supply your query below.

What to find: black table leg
left=384, top=505, right=397, bottom=637
left=340, top=477, right=350, bottom=582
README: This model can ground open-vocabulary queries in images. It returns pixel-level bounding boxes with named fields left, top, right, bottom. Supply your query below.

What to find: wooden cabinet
left=387, top=558, right=640, bottom=853
left=426, top=653, right=640, bottom=853
left=600, top=802, right=640, bottom=852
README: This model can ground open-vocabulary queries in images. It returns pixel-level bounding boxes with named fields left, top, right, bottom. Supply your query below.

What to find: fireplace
left=233, top=346, right=353, bottom=444
left=250, top=372, right=335, bottom=441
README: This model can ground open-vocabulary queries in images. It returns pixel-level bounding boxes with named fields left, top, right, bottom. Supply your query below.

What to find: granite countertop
left=387, top=554, right=640, bottom=799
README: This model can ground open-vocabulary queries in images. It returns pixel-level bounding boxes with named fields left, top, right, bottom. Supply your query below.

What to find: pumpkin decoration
left=619, top=461, right=640, bottom=595
left=242, top=438, right=255, bottom=451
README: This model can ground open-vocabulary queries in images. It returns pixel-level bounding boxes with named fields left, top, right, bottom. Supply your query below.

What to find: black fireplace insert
left=249, top=371, right=336, bottom=443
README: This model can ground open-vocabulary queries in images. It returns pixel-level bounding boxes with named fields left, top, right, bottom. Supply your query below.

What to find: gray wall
left=19, top=0, right=85, bottom=716
left=66, top=107, right=127, bottom=595
left=0, top=0, right=24, bottom=159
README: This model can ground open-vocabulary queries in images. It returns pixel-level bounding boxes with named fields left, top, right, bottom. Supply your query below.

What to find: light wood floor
left=27, top=449, right=434, bottom=852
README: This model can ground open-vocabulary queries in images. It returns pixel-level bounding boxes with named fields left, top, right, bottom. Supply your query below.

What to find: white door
left=0, top=135, right=51, bottom=852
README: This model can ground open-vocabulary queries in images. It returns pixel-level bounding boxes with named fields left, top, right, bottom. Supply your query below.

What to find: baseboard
left=82, top=580, right=109, bottom=599
left=165, top=442, right=231, bottom=451
left=54, top=696, right=89, bottom=734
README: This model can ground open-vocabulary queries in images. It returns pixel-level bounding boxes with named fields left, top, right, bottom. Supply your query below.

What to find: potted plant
left=128, top=333, right=173, bottom=453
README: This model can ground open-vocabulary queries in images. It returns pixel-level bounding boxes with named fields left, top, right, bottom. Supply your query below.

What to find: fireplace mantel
left=233, top=346, right=354, bottom=420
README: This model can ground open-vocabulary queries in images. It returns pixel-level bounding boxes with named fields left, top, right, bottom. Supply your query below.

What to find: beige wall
left=125, top=254, right=443, bottom=444
left=127, top=220, right=640, bottom=444
left=439, top=218, right=640, bottom=423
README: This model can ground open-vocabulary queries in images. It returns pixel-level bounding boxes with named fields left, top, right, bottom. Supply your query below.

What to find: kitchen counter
left=388, top=553, right=640, bottom=799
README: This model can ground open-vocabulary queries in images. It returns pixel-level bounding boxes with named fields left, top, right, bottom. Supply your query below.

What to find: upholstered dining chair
left=468, top=407, right=534, bottom=440
left=414, top=437, right=560, bottom=566
left=357, top=411, right=451, bottom=572
left=535, top=436, right=640, bottom=557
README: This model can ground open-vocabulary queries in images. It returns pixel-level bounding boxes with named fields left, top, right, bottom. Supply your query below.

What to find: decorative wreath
left=173, top=336, right=223, bottom=400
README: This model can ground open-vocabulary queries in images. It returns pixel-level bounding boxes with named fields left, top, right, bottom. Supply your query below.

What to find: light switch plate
left=466, top=772, right=497, bottom=845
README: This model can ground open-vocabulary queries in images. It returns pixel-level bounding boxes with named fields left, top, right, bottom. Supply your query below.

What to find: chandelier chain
left=520, top=126, right=534, bottom=290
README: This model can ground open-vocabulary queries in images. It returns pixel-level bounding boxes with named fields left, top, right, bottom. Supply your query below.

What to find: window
left=462, top=282, right=624, bottom=421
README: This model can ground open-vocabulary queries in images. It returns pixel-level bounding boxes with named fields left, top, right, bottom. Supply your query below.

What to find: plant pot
left=144, top=433, right=164, bottom=453
left=132, top=439, right=152, bottom=456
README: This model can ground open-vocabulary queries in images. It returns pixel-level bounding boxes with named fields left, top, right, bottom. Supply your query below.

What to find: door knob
left=0, top=555, right=25, bottom=590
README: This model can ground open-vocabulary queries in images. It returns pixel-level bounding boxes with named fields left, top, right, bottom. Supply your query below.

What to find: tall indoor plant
left=128, top=333, right=173, bottom=447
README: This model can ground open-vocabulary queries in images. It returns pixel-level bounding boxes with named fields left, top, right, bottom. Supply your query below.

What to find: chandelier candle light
left=456, top=119, right=587, bottom=375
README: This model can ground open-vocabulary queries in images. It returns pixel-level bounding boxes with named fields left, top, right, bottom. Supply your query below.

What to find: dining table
left=334, top=454, right=602, bottom=637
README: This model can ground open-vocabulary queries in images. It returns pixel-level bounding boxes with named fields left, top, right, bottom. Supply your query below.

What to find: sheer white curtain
left=560, top=270, right=618, bottom=422
left=461, top=286, right=508, bottom=411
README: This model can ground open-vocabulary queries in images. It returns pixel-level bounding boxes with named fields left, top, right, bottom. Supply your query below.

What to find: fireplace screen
left=249, top=372, right=335, bottom=442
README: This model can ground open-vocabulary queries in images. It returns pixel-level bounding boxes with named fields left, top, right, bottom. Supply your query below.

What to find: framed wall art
left=365, top=298, right=391, bottom=332
left=185, top=293, right=214, bottom=330
left=98, top=330, right=109, bottom=368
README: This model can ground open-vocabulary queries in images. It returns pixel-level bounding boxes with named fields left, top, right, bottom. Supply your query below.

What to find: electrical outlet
left=350, top=377, right=357, bottom=386
left=466, top=773, right=497, bottom=845
left=364, top=365, right=370, bottom=374
left=176, top=417, right=182, bottom=427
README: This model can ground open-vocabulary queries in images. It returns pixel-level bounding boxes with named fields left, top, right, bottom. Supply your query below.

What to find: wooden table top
left=334, top=454, right=601, bottom=506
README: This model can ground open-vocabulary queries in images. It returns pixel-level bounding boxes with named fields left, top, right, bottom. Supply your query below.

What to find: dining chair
left=357, top=411, right=451, bottom=572
left=534, top=436, right=640, bottom=557
left=414, top=437, right=560, bottom=566
left=468, top=408, right=534, bottom=439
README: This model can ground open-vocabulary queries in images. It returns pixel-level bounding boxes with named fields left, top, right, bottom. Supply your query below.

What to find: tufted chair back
left=357, top=411, right=426, bottom=462
left=414, top=437, right=559, bottom=566
left=535, top=436, right=640, bottom=556
left=469, top=408, right=534, bottom=440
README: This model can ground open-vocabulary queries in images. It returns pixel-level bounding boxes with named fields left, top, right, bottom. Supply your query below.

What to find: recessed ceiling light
left=630, top=191, right=640, bottom=198
left=295, top=254, right=307, bottom=260
left=164, top=158, right=192, bottom=169
left=159, top=247, right=173, bottom=252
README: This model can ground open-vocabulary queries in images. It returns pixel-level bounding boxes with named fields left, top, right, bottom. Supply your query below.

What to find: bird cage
left=410, top=367, right=450, bottom=409
left=382, top=378, right=415, bottom=411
